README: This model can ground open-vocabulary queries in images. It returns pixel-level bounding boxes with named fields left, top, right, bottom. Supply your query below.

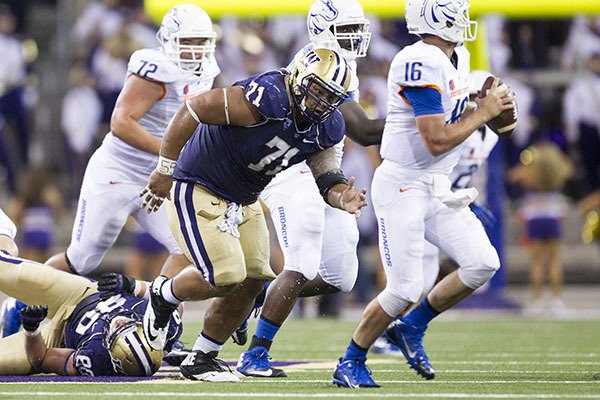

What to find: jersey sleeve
left=127, top=49, right=180, bottom=84
left=72, top=346, right=116, bottom=376
left=393, top=50, right=445, bottom=115
left=237, top=70, right=291, bottom=120
left=0, top=208, right=16, bottom=239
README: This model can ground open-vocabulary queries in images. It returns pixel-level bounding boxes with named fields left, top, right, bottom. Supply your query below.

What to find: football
left=477, top=76, right=518, bottom=139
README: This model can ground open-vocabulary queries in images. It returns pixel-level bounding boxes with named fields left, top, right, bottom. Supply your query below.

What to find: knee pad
left=458, top=250, right=500, bottom=289
left=377, top=283, right=421, bottom=317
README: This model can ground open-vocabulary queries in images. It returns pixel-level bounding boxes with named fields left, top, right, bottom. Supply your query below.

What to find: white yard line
left=1, top=392, right=600, bottom=399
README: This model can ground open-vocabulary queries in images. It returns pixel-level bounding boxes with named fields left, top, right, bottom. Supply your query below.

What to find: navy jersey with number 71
left=174, top=69, right=346, bottom=205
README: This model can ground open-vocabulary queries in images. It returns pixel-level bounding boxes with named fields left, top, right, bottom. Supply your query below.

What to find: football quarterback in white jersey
left=333, top=0, right=515, bottom=388
left=372, top=70, right=500, bottom=356
left=46, top=5, right=219, bottom=280
left=234, top=0, right=385, bottom=378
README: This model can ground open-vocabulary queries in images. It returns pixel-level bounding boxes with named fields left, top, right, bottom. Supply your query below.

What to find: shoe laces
left=345, top=359, right=373, bottom=382
left=201, top=351, right=234, bottom=373
left=249, top=347, right=273, bottom=370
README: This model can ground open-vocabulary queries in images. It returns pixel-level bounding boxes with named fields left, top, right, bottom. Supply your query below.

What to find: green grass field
left=1, top=317, right=599, bottom=399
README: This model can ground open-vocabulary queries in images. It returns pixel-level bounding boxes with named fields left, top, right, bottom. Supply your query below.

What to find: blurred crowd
left=0, top=0, right=598, bottom=312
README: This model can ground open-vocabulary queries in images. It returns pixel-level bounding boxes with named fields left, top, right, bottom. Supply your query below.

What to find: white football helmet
left=290, top=48, right=351, bottom=124
left=307, top=0, right=371, bottom=60
left=156, top=4, right=216, bottom=74
left=405, top=0, right=477, bottom=44
left=103, top=311, right=163, bottom=376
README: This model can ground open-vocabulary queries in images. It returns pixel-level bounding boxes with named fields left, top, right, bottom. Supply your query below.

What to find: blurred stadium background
left=0, top=0, right=599, bottom=321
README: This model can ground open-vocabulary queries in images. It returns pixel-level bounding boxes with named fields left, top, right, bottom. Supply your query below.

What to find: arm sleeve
left=401, top=86, right=444, bottom=116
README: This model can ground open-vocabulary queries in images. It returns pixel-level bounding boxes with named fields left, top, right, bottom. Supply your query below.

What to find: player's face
left=334, top=23, right=367, bottom=51
left=303, top=80, right=342, bottom=120
left=178, top=37, right=211, bottom=61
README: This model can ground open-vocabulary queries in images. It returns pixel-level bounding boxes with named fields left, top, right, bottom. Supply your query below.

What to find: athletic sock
left=192, top=331, right=224, bottom=353
left=402, top=298, right=440, bottom=328
left=249, top=316, right=280, bottom=351
left=160, top=279, right=183, bottom=305
left=342, top=339, right=368, bottom=362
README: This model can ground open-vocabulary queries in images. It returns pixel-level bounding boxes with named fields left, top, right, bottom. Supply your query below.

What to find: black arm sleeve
left=315, top=169, right=348, bottom=207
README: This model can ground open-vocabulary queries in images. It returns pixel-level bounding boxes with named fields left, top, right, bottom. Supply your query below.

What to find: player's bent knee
left=458, top=252, right=500, bottom=289
left=377, top=286, right=418, bottom=317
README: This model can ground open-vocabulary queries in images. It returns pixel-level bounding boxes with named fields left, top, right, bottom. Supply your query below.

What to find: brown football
left=477, top=76, right=518, bottom=139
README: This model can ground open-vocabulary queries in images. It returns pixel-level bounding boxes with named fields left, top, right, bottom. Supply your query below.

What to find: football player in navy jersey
left=0, top=247, right=182, bottom=376
left=138, top=48, right=368, bottom=382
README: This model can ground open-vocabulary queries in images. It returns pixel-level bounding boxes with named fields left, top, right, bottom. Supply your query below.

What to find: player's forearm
left=339, top=100, right=385, bottom=146
left=430, top=109, right=488, bottom=155
left=24, top=331, right=48, bottom=371
left=110, top=118, right=162, bottom=155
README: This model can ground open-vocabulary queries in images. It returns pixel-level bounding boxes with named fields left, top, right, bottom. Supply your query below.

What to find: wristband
left=156, top=156, right=177, bottom=176
left=24, top=328, right=40, bottom=337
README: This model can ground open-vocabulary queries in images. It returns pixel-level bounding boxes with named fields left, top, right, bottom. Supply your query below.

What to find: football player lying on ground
left=0, top=207, right=183, bottom=376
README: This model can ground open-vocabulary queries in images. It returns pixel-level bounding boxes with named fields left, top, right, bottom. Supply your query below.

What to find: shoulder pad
left=128, top=48, right=180, bottom=83
left=238, top=69, right=291, bottom=120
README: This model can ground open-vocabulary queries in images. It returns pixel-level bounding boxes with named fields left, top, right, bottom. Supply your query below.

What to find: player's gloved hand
left=98, top=272, right=136, bottom=299
left=469, top=202, right=497, bottom=231
left=21, top=305, right=48, bottom=333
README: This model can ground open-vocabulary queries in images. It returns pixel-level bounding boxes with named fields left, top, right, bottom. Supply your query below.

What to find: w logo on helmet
left=308, top=0, right=339, bottom=35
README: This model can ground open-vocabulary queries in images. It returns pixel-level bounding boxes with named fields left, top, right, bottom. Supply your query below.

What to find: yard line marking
left=246, top=379, right=600, bottom=384
left=435, top=361, right=600, bottom=365
left=1, top=392, right=600, bottom=399
left=470, top=353, right=600, bottom=358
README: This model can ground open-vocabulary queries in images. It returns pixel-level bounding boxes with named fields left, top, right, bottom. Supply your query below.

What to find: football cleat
left=235, top=346, right=287, bottom=378
left=163, top=340, right=193, bottom=367
left=232, top=282, right=268, bottom=346
left=231, top=319, right=248, bottom=346
left=371, top=335, right=403, bottom=356
left=384, top=318, right=435, bottom=380
left=143, top=276, right=177, bottom=351
left=0, top=298, right=27, bottom=337
left=332, top=358, right=380, bottom=388
left=179, top=350, right=239, bottom=382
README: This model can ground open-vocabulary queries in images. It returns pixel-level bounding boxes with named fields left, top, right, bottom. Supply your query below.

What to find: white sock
left=192, top=331, right=224, bottom=353
left=160, top=279, right=182, bottom=305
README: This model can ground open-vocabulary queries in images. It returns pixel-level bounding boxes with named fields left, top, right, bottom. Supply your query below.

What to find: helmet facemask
left=156, top=4, right=217, bottom=74
left=290, top=48, right=350, bottom=125
left=158, top=32, right=216, bottom=74
left=103, top=311, right=163, bottom=376
left=328, top=21, right=371, bottom=59
left=293, top=74, right=348, bottom=124
left=307, top=0, right=371, bottom=60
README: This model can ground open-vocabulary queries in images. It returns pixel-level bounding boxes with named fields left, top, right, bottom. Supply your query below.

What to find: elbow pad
left=315, top=169, right=348, bottom=206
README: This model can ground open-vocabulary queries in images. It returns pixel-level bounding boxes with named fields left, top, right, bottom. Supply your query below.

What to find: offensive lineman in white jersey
left=46, top=5, right=219, bottom=281
left=235, top=0, right=385, bottom=378
left=333, top=0, right=516, bottom=388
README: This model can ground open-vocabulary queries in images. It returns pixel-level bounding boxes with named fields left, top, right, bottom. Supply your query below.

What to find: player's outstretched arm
left=141, top=86, right=263, bottom=212
left=338, top=100, right=385, bottom=146
left=306, top=147, right=368, bottom=215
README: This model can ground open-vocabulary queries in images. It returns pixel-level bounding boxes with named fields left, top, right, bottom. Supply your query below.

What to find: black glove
left=21, top=305, right=48, bottom=332
left=98, top=272, right=136, bottom=299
